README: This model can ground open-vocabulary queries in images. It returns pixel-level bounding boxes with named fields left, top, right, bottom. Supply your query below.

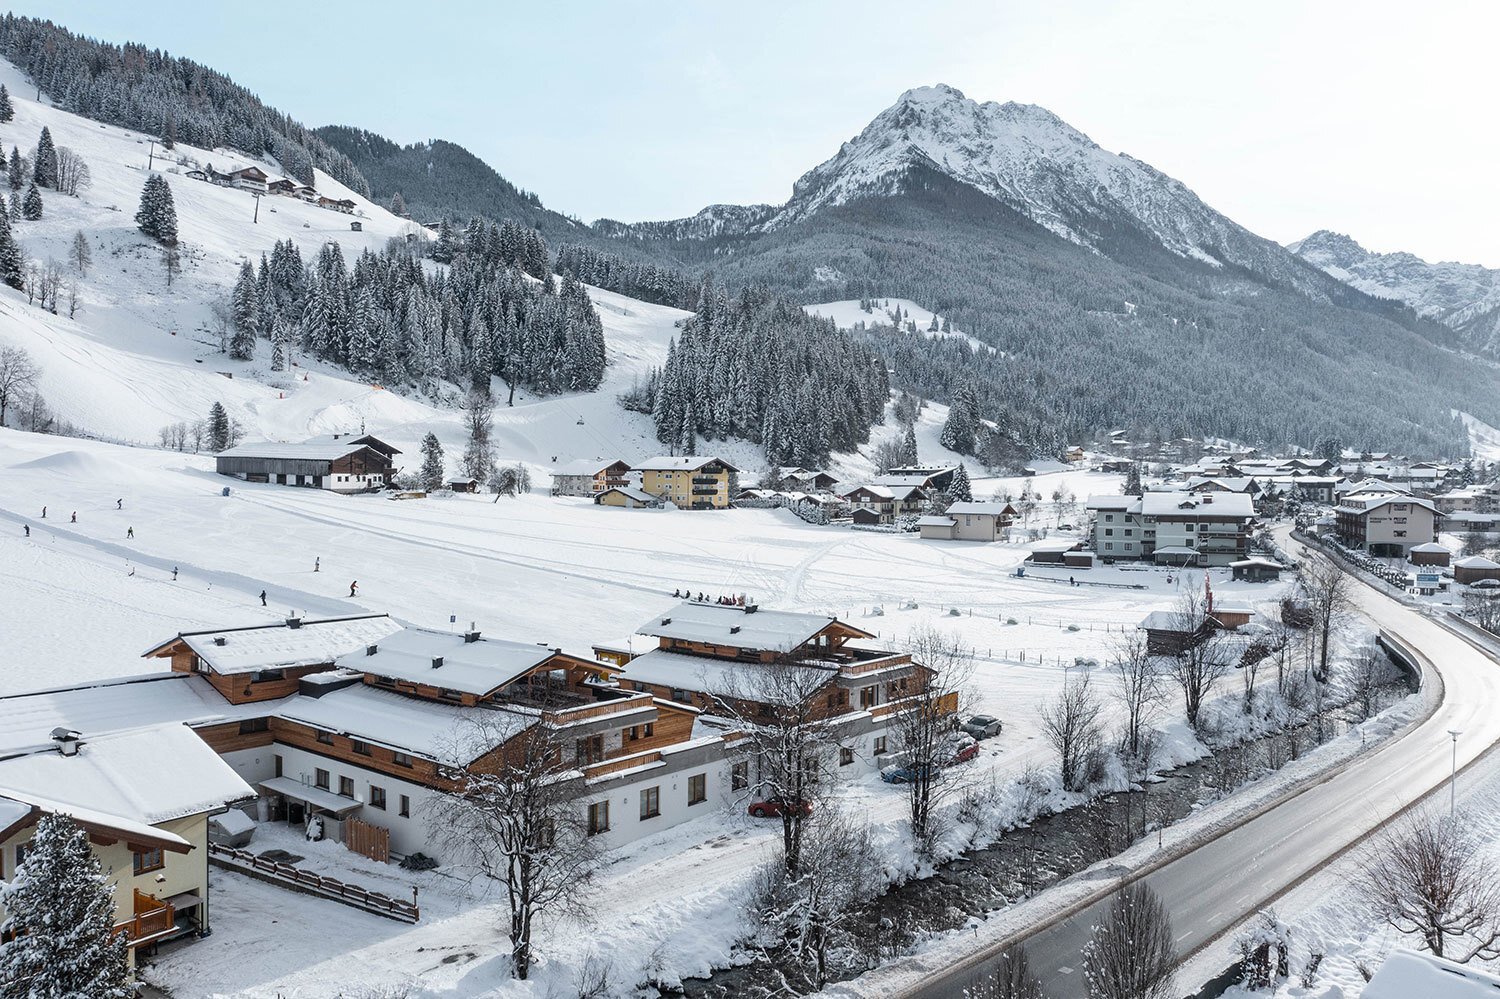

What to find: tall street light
left=1448, top=729, right=1462, bottom=818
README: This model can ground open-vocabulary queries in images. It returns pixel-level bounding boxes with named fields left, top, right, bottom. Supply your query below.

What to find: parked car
left=962, top=714, right=1003, bottom=739
left=881, top=762, right=939, bottom=784
left=748, top=797, right=813, bottom=819
left=945, top=736, right=980, bottom=766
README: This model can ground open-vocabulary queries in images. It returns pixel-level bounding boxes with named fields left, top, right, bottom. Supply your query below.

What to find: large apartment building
left=1335, top=493, right=1440, bottom=557
left=634, top=456, right=740, bottom=510
left=1086, top=491, right=1256, bottom=566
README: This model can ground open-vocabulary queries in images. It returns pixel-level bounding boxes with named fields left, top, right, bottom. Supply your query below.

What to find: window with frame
left=369, top=785, right=386, bottom=810
left=314, top=768, right=329, bottom=789
left=874, top=736, right=888, bottom=755
left=316, top=730, right=334, bottom=745
left=859, top=686, right=877, bottom=708
left=731, top=761, right=749, bottom=790
left=575, top=735, right=604, bottom=765
left=399, top=794, right=410, bottom=818
left=352, top=740, right=372, bottom=756
left=274, top=754, right=283, bottom=778
left=587, top=800, right=610, bottom=835
left=252, top=668, right=285, bottom=682
left=640, top=786, right=660, bottom=819
left=132, top=847, right=164, bottom=875
left=688, top=774, right=707, bottom=806
left=14, top=842, right=30, bottom=871
left=839, top=747, right=854, bottom=767
left=339, top=776, right=354, bottom=797
left=393, top=751, right=412, bottom=768
left=239, top=717, right=268, bottom=735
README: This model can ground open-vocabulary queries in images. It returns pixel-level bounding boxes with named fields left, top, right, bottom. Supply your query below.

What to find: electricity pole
left=147, top=140, right=156, bottom=171
left=252, top=192, right=261, bottom=224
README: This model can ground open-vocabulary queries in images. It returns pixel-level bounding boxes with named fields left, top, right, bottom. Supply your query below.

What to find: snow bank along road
left=888, top=542, right=1500, bottom=998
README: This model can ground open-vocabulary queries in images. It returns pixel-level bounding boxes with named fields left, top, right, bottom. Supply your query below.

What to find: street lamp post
left=1448, top=729, right=1462, bottom=818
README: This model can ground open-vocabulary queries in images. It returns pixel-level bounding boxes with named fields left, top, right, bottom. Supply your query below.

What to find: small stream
left=674, top=681, right=1408, bottom=998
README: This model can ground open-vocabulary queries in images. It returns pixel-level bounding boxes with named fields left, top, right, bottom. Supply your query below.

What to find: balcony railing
left=692, top=476, right=721, bottom=485
left=113, top=890, right=175, bottom=946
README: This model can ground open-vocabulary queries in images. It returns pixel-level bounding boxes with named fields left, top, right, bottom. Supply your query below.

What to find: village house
left=1408, top=542, right=1452, bottom=567
left=875, top=465, right=960, bottom=493
left=1086, top=491, right=1255, bottom=566
left=1335, top=493, right=1440, bottom=557
left=841, top=483, right=929, bottom=524
left=601, top=601, right=949, bottom=781
left=227, top=166, right=269, bottom=193
left=550, top=458, right=632, bottom=497
left=916, top=500, right=1017, bottom=542
left=634, top=456, right=739, bottom=510
left=595, top=486, right=661, bottom=509
left=0, top=724, right=253, bottom=968
left=1454, top=555, right=1500, bottom=586
left=771, top=467, right=840, bottom=493
left=215, top=433, right=401, bottom=493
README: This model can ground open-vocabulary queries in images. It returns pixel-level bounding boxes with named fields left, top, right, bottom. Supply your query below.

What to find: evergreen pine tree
left=0, top=813, right=132, bottom=999
left=419, top=432, right=445, bottom=491
left=948, top=463, right=973, bottom=502
left=0, top=84, right=13, bottom=123
left=161, top=113, right=176, bottom=150
left=1124, top=462, right=1144, bottom=495
left=230, top=260, right=258, bottom=360
left=0, top=208, right=23, bottom=290
left=390, top=191, right=407, bottom=217
left=207, top=401, right=231, bottom=452
left=7, top=191, right=19, bottom=220
left=7, top=146, right=21, bottom=191
left=135, top=174, right=178, bottom=246
left=940, top=386, right=979, bottom=455
left=21, top=181, right=42, bottom=221
left=901, top=423, right=919, bottom=465
left=32, top=126, right=56, bottom=188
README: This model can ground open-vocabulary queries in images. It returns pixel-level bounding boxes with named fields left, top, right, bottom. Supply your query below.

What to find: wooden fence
left=346, top=817, right=390, bottom=864
left=208, top=843, right=418, bottom=922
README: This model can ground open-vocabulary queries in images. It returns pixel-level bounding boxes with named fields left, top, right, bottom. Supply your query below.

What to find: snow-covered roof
left=1364, top=948, right=1500, bottom=998
left=1139, top=610, right=1186, bottom=630
left=0, top=673, right=279, bottom=757
left=916, top=515, right=956, bottom=527
left=1335, top=494, right=1439, bottom=515
left=634, top=455, right=738, bottom=472
left=1229, top=557, right=1284, bottom=569
left=276, top=684, right=537, bottom=761
left=637, top=601, right=867, bottom=652
left=1456, top=555, right=1500, bottom=569
left=946, top=501, right=1016, bottom=516
left=1030, top=539, right=1081, bottom=553
left=1409, top=542, right=1451, bottom=553
left=623, top=648, right=834, bottom=697
left=553, top=458, right=627, bottom=476
left=210, top=807, right=257, bottom=835
left=1140, top=491, right=1255, bottom=518
left=1085, top=495, right=1139, bottom=511
left=872, top=474, right=938, bottom=487
left=147, top=614, right=400, bottom=676
left=598, top=486, right=659, bottom=504
left=216, top=440, right=380, bottom=461
left=334, top=626, right=567, bottom=696
left=0, top=723, right=254, bottom=827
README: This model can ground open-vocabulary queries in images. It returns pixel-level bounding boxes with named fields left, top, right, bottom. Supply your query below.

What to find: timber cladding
left=267, top=718, right=448, bottom=789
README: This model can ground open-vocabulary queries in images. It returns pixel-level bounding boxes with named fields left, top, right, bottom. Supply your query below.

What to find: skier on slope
left=349, top=581, right=358, bottom=597
left=126, top=527, right=134, bottom=539
left=22, top=524, right=29, bottom=537
left=260, top=590, right=267, bottom=607
left=70, top=512, right=76, bottom=523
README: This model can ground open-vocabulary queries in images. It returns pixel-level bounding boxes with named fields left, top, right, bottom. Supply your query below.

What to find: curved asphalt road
left=903, top=542, right=1500, bottom=998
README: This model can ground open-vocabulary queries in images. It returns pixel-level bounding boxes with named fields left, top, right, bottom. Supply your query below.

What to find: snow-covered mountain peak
left=1288, top=230, right=1370, bottom=269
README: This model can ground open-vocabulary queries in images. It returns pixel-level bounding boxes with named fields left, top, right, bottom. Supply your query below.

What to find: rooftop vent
left=660, top=617, right=671, bottom=626
left=431, top=656, right=444, bottom=669
left=286, top=617, right=303, bottom=629
left=50, top=728, right=81, bottom=757
left=730, top=626, right=741, bottom=634
left=213, top=636, right=228, bottom=646
left=366, top=644, right=378, bottom=656
left=463, top=628, right=481, bottom=644
left=745, top=604, right=759, bottom=614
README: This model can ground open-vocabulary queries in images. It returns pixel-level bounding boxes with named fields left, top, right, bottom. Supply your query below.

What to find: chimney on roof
left=730, top=626, right=741, bottom=634
left=50, top=728, right=81, bottom=757
left=366, top=644, right=378, bottom=656
left=431, top=656, right=444, bottom=669
left=745, top=605, right=759, bottom=614
left=286, top=617, right=303, bottom=629
left=464, top=623, right=480, bottom=643
left=213, top=636, right=228, bottom=646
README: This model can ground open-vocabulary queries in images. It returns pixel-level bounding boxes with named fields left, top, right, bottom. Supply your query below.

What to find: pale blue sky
left=11, top=1, right=1499, bottom=265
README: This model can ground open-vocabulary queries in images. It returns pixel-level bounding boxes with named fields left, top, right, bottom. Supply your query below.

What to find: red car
left=945, top=735, right=980, bottom=766
left=748, top=797, right=814, bottom=819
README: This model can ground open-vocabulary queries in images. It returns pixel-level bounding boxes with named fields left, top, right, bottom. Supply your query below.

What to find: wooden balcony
left=113, top=889, right=175, bottom=946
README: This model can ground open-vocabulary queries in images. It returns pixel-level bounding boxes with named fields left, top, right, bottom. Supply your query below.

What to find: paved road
left=905, top=545, right=1500, bottom=998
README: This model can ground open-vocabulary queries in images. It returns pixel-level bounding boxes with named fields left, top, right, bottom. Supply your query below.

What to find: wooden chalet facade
left=215, top=434, right=400, bottom=493
left=634, top=456, right=739, bottom=510
left=551, top=458, right=632, bottom=497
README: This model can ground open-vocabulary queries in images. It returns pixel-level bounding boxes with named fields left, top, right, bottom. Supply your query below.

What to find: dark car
left=962, top=714, right=1003, bottom=739
left=880, top=762, right=940, bottom=784
left=748, top=797, right=813, bottom=819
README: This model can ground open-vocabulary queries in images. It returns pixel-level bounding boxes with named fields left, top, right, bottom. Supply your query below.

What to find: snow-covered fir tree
left=0, top=813, right=133, bottom=999
left=646, top=280, right=887, bottom=466
left=0, top=208, right=23, bottom=289
left=229, top=260, right=258, bottom=360
left=206, top=401, right=231, bottom=452
left=389, top=191, right=407, bottom=217
left=160, top=112, right=176, bottom=150
left=31, top=127, right=56, bottom=189
left=419, top=432, right=445, bottom=491
left=7, top=191, right=19, bottom=220
left=134, top=174, right=177, bottom=246
left=554, top=244, right=699, bottom=309
left=1124, top=462, right=1144, bottom=495
left=7, top=147, right=21, bottom=191
left=901, top=423, right=919, bottom=465
left=0, top=84, right=12, bottom=123
left=939, top=384, right=979, bottom=454
left=20, top=181, right=41, bottom=221
left=947, top=463, right=973, bottom=502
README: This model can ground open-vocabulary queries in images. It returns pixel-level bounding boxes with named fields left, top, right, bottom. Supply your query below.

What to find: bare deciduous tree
left=892, top=626, right=973, bottom=846
left=0, top=346, right=40, bottom=427
left=707, top=655, right=839, bottom=874
left=969, top=944, right=1050, bottom=998
left=427, top=710, right=601, bottom=980
left=462, top=391, right=496, bottom=482
left=1163, top=587, right=1232, bottom=729
left=1041, top=668, right=1104, bottom=792
left=1354, top=810, right=1500, bottom=962
left=1081, top=881, right=1177, bottom=999
left=53, top=147, right=90, bottom=196
left=1301, top=555, right=1354, bottom=682
left=1109, top=631, right=1163, bottom=761
left=1345, top=644, right=1397, bottom=722
left=69, top=230, right=90, bottom=275
left=1464, top=591, right=1500, bottom=635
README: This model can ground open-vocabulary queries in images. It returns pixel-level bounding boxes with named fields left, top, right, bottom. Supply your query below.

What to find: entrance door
left=286, top=800, right=305, bottom=826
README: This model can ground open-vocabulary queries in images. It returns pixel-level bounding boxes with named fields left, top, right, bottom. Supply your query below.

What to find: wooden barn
left=215, top=434, right=400, bottom=493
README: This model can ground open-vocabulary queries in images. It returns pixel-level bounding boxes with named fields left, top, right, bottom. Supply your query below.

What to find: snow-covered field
left=803, top=297, right=987, bottom=351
